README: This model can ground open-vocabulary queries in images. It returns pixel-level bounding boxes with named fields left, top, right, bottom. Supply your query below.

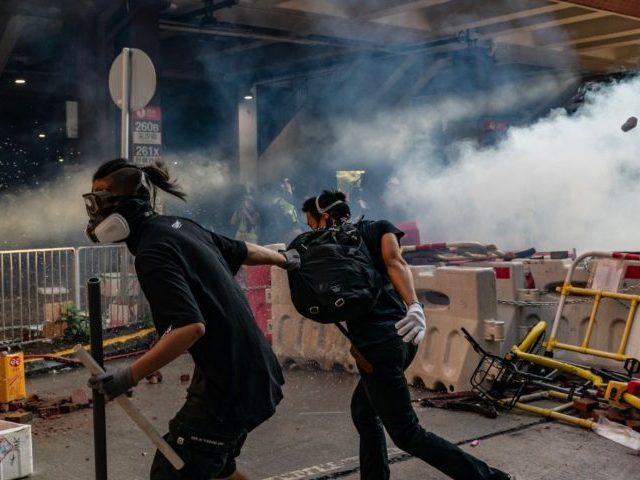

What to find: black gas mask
left=83, top=191, right=152, bottom=243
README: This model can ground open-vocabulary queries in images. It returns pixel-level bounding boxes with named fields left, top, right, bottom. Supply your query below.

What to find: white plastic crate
left=0, top=420, right=32, bottom=479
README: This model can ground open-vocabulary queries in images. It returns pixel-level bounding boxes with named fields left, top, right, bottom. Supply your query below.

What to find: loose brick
left=605, top=407, right=628, bottom=424
left=70, top=389, right=90, bottom=406
left=573, top=397, right=599, bottom=413
left=5, top=410, right=34, bottom=423
left=578, top=410, right=596, bottom=419
left=60, top=403, right=81, bottom=414
left=38, top=406, right=60, bottom=418
left=9, top=400, right=27, bottom=411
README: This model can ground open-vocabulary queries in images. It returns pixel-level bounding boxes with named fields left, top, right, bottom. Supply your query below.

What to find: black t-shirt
left=128, top=215, right=284, bottom=432
left=346, top=220, right=407, bottom=348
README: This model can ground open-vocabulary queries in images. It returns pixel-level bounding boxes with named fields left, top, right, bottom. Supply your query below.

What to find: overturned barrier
left=544, top=255, right=640, bottom=368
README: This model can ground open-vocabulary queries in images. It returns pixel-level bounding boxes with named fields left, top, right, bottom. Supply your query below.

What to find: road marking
left=261, top=449, right=402, bottom=480
left=297, top=411, right=346, bottom=416
left=260, top=419, right=546, bottom=480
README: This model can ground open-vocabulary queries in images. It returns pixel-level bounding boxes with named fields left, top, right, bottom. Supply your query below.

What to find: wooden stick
left=74, top=345, right=185, bottom=470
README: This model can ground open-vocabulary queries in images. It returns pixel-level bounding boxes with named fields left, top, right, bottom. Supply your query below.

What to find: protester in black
left=83, top=159, right=299, bottom=480
left=302, top=190, right=514, bottom=480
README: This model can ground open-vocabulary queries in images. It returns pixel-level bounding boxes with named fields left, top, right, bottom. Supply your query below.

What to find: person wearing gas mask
left=83, top=159, right=300, bottom=480
left=300, top=190, right=516, bottom=480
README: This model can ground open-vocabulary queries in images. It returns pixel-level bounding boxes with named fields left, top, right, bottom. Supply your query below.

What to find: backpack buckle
left=335, top=298, right=345, bottom=308
left=309, top=306, right=320, bottom=315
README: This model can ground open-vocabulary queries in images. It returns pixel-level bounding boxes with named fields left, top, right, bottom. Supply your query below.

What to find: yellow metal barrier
left=546, top=251, right=640, bottom=365
left=467, top=252, right=640, bottom=429
left=506, top=320, right=640, bottom=427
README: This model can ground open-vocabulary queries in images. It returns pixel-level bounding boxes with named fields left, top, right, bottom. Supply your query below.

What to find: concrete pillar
left=73, top=7, right=113, bottom=162
left=128, top=0, right=161, bottom=107
left=238, top=90, right=258, bottom=186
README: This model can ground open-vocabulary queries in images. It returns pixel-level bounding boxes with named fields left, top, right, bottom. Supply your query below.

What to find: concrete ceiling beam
left=358, top=0, right=452, bottom=22
left=493, top=41, right=629, bottom=73
left=558, top=0, right=640, bottom=20
left=488, top=10, right=611, bottom=45
left=545, top=26, right=640, bottom=47
left=439, top=3, right=576, bottom=34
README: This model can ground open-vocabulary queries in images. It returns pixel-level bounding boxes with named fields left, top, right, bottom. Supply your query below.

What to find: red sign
left=9, top=356, right=20, bottom=367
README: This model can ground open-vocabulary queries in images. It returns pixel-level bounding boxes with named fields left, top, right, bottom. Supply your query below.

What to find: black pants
left=150, top=367, right=247, bottom=480
left=351, top=337, right=509, bottom=480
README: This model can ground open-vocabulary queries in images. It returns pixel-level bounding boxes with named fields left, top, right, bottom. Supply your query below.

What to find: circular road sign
left=108, top=48, right=156, bottom=111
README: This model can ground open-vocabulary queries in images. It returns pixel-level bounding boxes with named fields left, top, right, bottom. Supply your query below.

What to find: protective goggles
left=82, top=192, right=146, bottom=218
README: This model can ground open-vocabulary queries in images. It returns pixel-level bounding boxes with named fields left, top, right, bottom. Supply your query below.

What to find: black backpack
left=286, top=221, right=384, bottom=324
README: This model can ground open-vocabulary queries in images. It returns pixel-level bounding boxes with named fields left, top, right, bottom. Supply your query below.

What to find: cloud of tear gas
left=0, top=166, right=90, bottom=249
left=363, top=77, right=640, bottom=252
left=0, top=154, right=231, bottom=249
left=161, top=154, right=234, bottom=234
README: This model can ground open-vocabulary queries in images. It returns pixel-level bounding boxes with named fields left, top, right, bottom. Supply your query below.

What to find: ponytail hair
left=141, top=160, right=187, bottom=205
left=92, top=159, right=186, bottom=206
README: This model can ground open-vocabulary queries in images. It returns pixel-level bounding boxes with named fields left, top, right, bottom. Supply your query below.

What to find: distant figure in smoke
left=231, top=188, right=259, bottom=244
left=82, top=159, right=300, bottom=480
left=300, top=190, right=516, bottom=480
left=270, top=177, right=304, bottom=244
left=382, top=176, right=407, bottom=224
left=347, top=178, right=369, bottom=219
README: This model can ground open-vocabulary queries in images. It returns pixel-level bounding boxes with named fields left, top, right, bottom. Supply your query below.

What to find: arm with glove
left=244, top=242, right=300, bottom=271
left=89, top=251, right=208, bottom=400
left=380, top=232, right=426, bottom=345
left=88, top=323, right=205, bottom=400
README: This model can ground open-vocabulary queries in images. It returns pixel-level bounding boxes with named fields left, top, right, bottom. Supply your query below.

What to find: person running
left=83, top=159, right=299, bottom=480
left=300, top=189, right=515, bottom=480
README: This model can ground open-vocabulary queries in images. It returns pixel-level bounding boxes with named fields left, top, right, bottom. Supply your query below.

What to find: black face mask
left=83, top=192, right=152, bottom=243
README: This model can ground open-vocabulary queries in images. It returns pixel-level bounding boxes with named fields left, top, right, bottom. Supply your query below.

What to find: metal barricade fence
left=0, top=245, right=150, bottom=345
left=0, top=248, right=76, bottom=343
left=77, top=245, right=150, bottom=328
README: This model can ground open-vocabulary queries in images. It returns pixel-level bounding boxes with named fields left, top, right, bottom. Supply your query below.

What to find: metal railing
left=0, top=245, right=149, bottom=345
left=77, top=245, right=150, bottom=328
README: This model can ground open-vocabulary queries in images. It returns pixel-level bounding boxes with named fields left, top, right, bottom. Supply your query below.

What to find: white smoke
left=0, top=154, right=231, bottom=249
left=0, top=166, right=90, bottom=249
left=371, top=77, right=640, bottom=252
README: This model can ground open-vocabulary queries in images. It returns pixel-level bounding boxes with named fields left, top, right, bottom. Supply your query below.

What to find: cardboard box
left=42, top=321, right=67, bottom=340
left=0, top=420, right=33, bottom=479
left=42, top=302, right=72, bottom=323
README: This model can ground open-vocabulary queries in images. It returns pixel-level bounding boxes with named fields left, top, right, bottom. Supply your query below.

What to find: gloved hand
left=395, top=303, right=426, bottom=345
left=87, top=366, right=136, bottom=400
left=280, top=249, right=301, bottom=271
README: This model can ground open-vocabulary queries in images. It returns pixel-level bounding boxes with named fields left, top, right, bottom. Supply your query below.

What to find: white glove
left=395, top=303, right=426, bottom=345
